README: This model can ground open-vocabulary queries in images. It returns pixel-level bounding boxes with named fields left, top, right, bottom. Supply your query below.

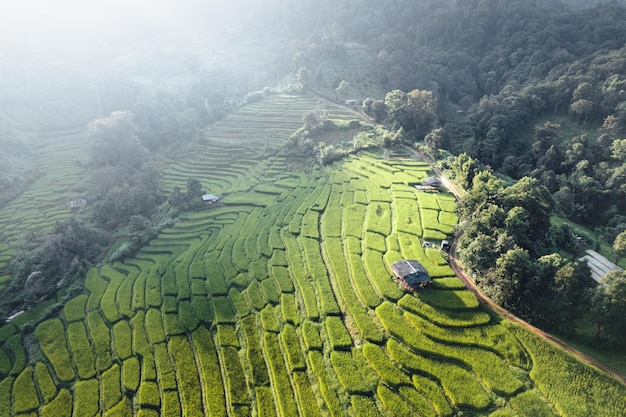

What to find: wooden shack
left=391, top=260, right=431, bottom=292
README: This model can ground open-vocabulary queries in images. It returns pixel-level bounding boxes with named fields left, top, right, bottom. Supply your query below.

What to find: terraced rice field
left=1, top=95, right=625, bottom=416
left=0, top=126, right=89, bottom=290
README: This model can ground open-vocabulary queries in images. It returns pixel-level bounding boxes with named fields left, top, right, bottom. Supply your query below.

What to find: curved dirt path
left=404, top=145, right=626, bottom=384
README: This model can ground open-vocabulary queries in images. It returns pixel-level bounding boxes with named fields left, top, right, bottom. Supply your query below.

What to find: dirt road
left=404, top=145, right=626, bottom=384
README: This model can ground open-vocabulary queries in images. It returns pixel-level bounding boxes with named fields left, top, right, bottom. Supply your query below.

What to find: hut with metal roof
left=391, top=260, right=431, bottom=292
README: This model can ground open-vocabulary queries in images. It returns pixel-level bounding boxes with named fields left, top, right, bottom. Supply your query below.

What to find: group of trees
left=449, top=153, right=626, bottom=346
left=362, top=89, right=439, bottom=141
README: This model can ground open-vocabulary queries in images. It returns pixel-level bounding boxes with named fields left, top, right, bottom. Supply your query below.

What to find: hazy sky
left=0, top=1, right=254, bottom=60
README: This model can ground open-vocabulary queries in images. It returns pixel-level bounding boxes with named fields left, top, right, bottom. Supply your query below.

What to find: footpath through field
left=404, top=145, right=626, bottom=385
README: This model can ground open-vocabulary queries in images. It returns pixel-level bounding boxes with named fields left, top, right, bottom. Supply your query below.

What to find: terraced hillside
left=0, top=126, right=89, bottom=291
left=0, top=95, right=625, bottom=417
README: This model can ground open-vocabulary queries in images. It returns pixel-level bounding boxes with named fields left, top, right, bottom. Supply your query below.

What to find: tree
left=590, top=270, right=626, bottom=347
left=613, top=230, right=626, bottom=263
left=385, top=89, right=438, bottom=138
left=89, top=111, right=148, bottom=169
left=494, top=247, right=532, bottom=306
left=424, top=127, right=447, bottom=157
left=335, top=80, right=351, bottom=101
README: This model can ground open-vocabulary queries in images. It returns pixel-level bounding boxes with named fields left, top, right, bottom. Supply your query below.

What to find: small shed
left=68, top=198, right=87, bottom=209
left=422, top=177, right=441, bottom=189
left=202, top=194, right=219, bottom=204
left=441, top=240, right=450, bottom=252
left=391, top=260, right=431, bottom=292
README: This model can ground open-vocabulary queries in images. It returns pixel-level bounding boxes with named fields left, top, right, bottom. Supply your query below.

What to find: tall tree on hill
left=614, top=230, right=626, bottom=263
left=89, top=111, right=148, bottom=169
left=384, top=89, right=438, bottom=139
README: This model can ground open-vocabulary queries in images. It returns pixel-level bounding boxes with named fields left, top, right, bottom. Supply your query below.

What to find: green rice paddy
left=0, top=95, right=624, bottom=416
